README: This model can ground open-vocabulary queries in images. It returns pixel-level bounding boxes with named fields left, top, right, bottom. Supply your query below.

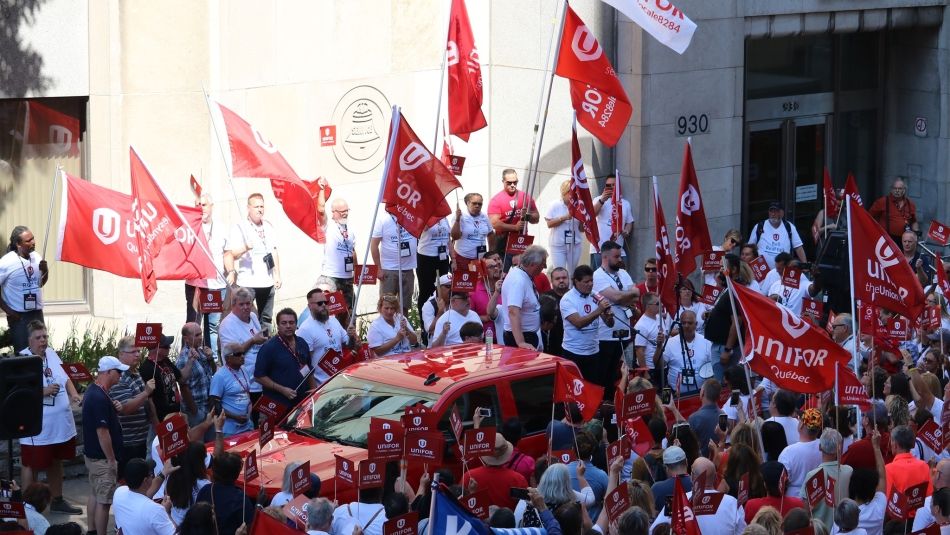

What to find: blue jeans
left=711, top=342, right=736, bottom=382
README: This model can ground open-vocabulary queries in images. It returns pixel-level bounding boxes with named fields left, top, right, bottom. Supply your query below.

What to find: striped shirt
left=111, top=371, right=150, bottom=446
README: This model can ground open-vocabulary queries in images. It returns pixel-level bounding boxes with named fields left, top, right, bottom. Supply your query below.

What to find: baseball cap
left=768, top=201, right=784, bottom=211
left=98, top=355, right=130, bottom=373
left=438, top=274, right=453, bottom=286
left=159, top=335, right=175, bottom=349
left=662, top=445, right=686, bottom=465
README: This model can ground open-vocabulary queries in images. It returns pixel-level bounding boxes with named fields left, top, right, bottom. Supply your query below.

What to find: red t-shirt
left=488, top=190, right=538, bottom=244
left=461, top=465, right=529, bottom=510
left=744, top=495, right=806, bottom=523
left=842, top=433, right=893, bottom=472
left=534, top=273, right=552, bottom=293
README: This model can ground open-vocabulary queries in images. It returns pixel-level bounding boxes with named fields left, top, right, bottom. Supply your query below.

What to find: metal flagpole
left=723, top=276, right=766, bottom=461
left=431, top=0, right=450, bottom=155
left=202, top=89, right=244, bottom=213
left=845, top=198, right=863, bottom=438
left=351, top=107, right=402, bottom=328
left=41, top=166, right=61, bottom=260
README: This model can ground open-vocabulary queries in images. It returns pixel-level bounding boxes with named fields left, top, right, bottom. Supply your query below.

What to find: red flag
left=129, top=148, right=191, bottom=302
left=189, top=175, right=203, bottom=198
left=845, top=173, right=863, bottom=207
left=23, top=101, right=81, bottom=158
left=382, top=111, right=462, bottom=238
left=936, top=255, right=950, bottom=297
left=836, top=363, right=871, bottom=410
left=214, top=101, right=327, bottom=243
left=554, top=6, right=632, bottom=147
left=671, top=476, right=701, bottom=535
left=674, top=141, right=712, bottom=275
left=553, top=362, right=604, bottom=421
left=446, top=0, right=486, bottom=141
left=823, top=168, right=840, bottom=220
left=848, top=197, right=925, bottom=322
left=249, top=502, right=301, bottom=535
left=611, top=171, right=623, bottom=238
left=568, top=118, right=601, bottom=252
left=731, top=282, right=851, bottom=393
left=653, top=179, right=678, bottom=316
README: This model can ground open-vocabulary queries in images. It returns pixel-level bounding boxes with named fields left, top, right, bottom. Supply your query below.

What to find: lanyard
left=18, top=255, right=34, bottom=282
left=277, top=335, right=304, bottom=367
left=228, top=367, right=251, bottom=397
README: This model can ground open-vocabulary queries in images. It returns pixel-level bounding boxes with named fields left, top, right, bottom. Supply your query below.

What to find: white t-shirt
left=113, top=486, right=176, bottom=535
left=372, top=216, right=418, bottom=270
left=595, top=197, right=634, bottom=255
left=777, top=439, right=821, bottom=497
left=270, top=491, right=293, bottom=507
left=367, top=314, right=412, bottom=356
left=218, top=312, right=263, bottom=392
left=633, top=314, right=661, bottom=368
left=18, top=347, right=76, bottom=446
left=0, top=250, right=43, bottom=312
left=502, top=267, right=541, bottom=333
left=593, top=267, right=635, bottom=341
left=559, top=288, right=602, bottom=355
left=331, top=502, right=386, bottom=535
left=452, top=211, right=492, bottom=259
left=322, top=219, right=356, bottom=279
left=227, top=219, right=278, bottom=288
left=721, top=394, right=751, bottom=422
left=545, top=203, right=581, bottom=247
left=760, top=268, right=782, bottom=296
left=767, top=275, right=811, bottom=315
left=418, top=217, right=451, bottom=258
left=186, top=219, right=227, bottom=289
left=766, top=415, right=800, bottom=446
left=663, top=333, right=712, bottom=393
left=676, top=301, right=709, bottom=335
left=297, top=315, right=350, bottom=383
left=750, top=219, right=803, bottom=269
left=859, top=491, right=887, bottom=535
left=431, top=308, right=481, bottom=347
left=651, top=491, right=745, bottom=535
left=421, top=293, right=440, bottom=335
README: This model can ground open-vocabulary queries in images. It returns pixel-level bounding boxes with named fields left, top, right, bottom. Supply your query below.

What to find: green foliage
left=55, top=319, right=125, bottom=373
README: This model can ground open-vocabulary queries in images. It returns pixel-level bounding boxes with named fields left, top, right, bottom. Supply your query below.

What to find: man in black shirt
left=704, top=254, right=743, bottom=381
left=541, top=267, right=570, bottom=356
left=140, top=335, right=196, bottom=422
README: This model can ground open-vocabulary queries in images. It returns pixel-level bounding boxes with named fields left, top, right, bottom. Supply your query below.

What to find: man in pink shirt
left=488, top=169, right=539, bottom=261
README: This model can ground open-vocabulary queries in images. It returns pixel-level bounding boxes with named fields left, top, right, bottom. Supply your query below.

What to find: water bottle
left=485, top=330, right=493, bottom=355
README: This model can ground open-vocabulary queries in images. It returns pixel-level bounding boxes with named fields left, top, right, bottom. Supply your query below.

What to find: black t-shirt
left=703, top=291, right=735, bottom=346
left=139, top=358, right=183, bottom=421
left=81, top=383, right=123, bottom=458
left=541, top=291, right=565, bottom=356
left=195, top=482, right=256, bottom=535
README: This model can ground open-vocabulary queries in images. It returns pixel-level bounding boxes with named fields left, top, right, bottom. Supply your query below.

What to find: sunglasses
left=312, top=301, right=327, bottom=306
left=644, top=267, right=657, bottom=273
left=504, top=181, right=519, bottom=186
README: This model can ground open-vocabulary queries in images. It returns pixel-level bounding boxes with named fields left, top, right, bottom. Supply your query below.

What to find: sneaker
left=50, top=497, right=82, bottom=515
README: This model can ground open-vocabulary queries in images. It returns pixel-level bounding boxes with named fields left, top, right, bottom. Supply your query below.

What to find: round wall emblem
left=331, top=85, right=391, bottom=174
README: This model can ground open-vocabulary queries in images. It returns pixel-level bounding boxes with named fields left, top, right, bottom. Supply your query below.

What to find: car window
left=438, top=385, right=500, bottom=443
left=510, top=374, right=554, bottom=435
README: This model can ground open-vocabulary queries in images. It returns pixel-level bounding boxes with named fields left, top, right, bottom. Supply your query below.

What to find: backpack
left=754, top=219, right=794, bottom=254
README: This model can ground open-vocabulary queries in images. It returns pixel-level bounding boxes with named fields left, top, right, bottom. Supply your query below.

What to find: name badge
left=437, top=245, right=448, bottom=261
left=623, top=307, right=633, bottom=319
left=299, top=364, right=310, bottom=377
left=564, top=230, right=574, bottom=242
left=399, top=242, right=411, bottom=258
left=344, top=256, right=354, bottom=273
left=476, top=245, right=487, bottom=258
left=23, top=293, right=37, bottom=311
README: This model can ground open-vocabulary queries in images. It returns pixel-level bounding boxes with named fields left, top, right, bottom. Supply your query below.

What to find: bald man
left=651, top=457, right=746, bottom=535
left=913, top=459, right=950, bottom=530
left=175, top=322, right=216, bottom=439
left=869, top=178, right=918, bottom=242
left=322, top=198, right=357, bottom=316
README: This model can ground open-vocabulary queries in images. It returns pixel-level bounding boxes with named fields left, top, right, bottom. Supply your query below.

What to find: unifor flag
left=129, top=147, right=192, bottom=302
left=57, top=172, right=215, bottom=281
left=935, top=255, right=950, bottom=297
left=554, top=5, right=632, bottom=147
left=674, top=140, right=712, bottom=275
left=213, top=100, right=328, bottom=243
left=22, top=101, right=81, bottom=158
left=611, top=170, right=624, bottom=238
left=554, top=362, right=603, bottom=421
left=446, top=0, right=486, bottom=141
left=671, top=476, right=701, bottom=535
left=568, top=116, right=601, bottom=252
left=823, top=167, right=841, bottom=220
left=653, top=178, right=678, bottom=316
left=731, top=281, right=851, bottom=393
left=848, top=196, right=925, bottom=323
left=845, top=172, right=863, bottom=207
left=836, top=363, right=871, bottom=411
left=382, top=110, right=462, bottom=239
left=597, top=0, right=696, bottom=54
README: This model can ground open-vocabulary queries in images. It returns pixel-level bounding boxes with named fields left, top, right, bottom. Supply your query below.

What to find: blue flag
left=430, top=488, right=490, bottom=535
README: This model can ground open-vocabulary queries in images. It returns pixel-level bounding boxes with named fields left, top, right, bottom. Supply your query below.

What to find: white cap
left=97, top=356, right=129, bottom=373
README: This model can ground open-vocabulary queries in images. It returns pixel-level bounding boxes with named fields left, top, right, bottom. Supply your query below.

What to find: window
left=438, top=385, right=500, bottom=443
left=511, top=374, right=554, bottom=435
left=0, top=98, right=87, bottom=304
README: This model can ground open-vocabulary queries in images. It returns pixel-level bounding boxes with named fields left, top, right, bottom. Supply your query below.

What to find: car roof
left=345, top=343, right=560, bottom=394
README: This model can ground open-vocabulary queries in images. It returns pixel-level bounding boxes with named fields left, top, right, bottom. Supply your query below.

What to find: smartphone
left=477, top=407, right=492, bottom=418
left=730, top=390, right=741, bottom=407
left=848, top=407, right=857, bottom=427
left=510, top=487, right=530, bottom=501
left=262, top=328, right=270, bottom=337
left=718, top=413, right=728, bottom=432
left=660, top=387, right=672, bottom=405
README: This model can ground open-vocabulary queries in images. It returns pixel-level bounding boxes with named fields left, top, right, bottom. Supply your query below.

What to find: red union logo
left=476, top=432, right=484, bottom=442
left=679, top=185, right=701, bottom=215
left=397, top=519, right=405, bottom=529
left=570, top=25, right=602, bottom=62
left=873, top=237, right=900, bottom=269
left=330, top=295, right=337, bottom=303
left=702, top=495, right=710, bottom=504
left=636, top=394, right=644, bottom=403
left=207, top=294, right=213, bottom=301
left=468, top=497, right=476, bottom=508
left=368, top=462, right=376, bottom=473
left=268, top=402, right=276, bottom=409
left=912, top=488, right=920, bottom=497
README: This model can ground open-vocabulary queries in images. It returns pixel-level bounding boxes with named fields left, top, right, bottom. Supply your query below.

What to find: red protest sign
left=61, top=362, right=92, bottom=382
left=692, top=492, right=725, bottom=516
left=405, top=431, right=444, bottom=464
left=782, top=267, right=802, bottom=289
left=290, top=460, right=311, bottom=496
left=824, top=476, right=836, bottom=508
left=886, top=317, right=909, bottom=340
left=605, top=484, right=631, bottom=524
left=802, top=298, right=823, bottom=317
left=282, top=494, right=310, bottom=530
left=620, top=389, right=656, bottom=419
left=370, top=417, right=404, bottom=434
left=698, top=285, right=722, bottom=306
left=451, top=269, right=478, bottom=292
left=254, top=395, right=287, bottom=421
left=317, top=348, right=350, bottom=377
left=326, top=290, right=349, bottom=316
left=929, top=220, right=950, bottom=246
left=383, top=511, right=419, bottom=535
left=449, top=406, right=463, bottom=443
left=401, top=410, right=439, bottom=434
left=353, top=343, right=373, bottom=363
left=0, top=501, right=26, bottom=519
left=918, top=420, right=943, bottom=453
left=358, top=459, right=385, bottom=489
left=259, top=417, right=275, bottom=448
left=606, top=436, right=631, bottom=466
left=805, top=470, right=825, bottom=509
left=925, top=306, right=942, bottom=330
left=505, top=234, right=534, bottom=255
left=319, top=125, right=336, bottom=147
left=551, top=449, right=576, bottom=464
left=906, top=481, right=929, bottom=511
left=887, top=486, right=909, bottom=519
left=461, top=489, right=490, bottom=520
left=701, top=251, right=724, bottom=272
left=463, top=428, right=496, bottom=457
left=353, top=264, right=378, bottom=285
left=197, top=288, right=223, bottom=313
left=135, top=322, right=162, bottom=347
left=367, top=430, right=404, bottom=461
left=446, top=155, right=466, bottom=176
left=335, top=455, right=355, bottom=487
left=243, top=450, right=259, bottom=483
left=157, top=414, right=189, bottom=461
left=750, top=256, right=769, bottom=282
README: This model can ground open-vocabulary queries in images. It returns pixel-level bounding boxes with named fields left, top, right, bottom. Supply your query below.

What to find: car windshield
left=289, top=373, right=437, bottom=447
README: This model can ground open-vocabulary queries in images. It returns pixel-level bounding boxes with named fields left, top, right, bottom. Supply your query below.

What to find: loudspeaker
left=815, top=230, right=851, bottom=315
left=0, top=356, right=43, bottom=440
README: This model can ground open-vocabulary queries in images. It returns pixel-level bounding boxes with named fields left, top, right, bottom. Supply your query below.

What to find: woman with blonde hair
left=367, top=294, right=418, bottom=356
left=750, top=506, right=782, bottom=535
left=626, top=479, right=656, bottom=520
left=544, top=180, right=584, bottom=272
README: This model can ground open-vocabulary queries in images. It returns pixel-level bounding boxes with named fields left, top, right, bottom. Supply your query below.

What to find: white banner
left=599, top=0, right=697, bottom=54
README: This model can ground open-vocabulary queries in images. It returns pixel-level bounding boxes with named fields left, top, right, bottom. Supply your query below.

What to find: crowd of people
left=1, top=169, right=949, bottom=535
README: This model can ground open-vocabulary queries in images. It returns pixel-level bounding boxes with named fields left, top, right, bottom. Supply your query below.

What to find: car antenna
left=423, top=373, right=441, bottom=386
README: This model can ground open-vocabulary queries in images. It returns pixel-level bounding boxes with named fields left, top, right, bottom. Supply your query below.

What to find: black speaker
left=815, top=230, right=851, bottom=315
left=0, top=356, right=43, bottom=440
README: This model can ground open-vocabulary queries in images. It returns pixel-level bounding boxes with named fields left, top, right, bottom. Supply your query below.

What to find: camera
left=263, top=253, right=275, bottom=270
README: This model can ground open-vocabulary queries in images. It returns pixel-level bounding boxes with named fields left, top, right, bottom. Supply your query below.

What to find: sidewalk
left=47, top=474, right=109, bottom=533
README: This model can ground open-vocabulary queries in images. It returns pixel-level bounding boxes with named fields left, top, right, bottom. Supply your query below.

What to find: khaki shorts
left=85, top=457, right=117, bottom=504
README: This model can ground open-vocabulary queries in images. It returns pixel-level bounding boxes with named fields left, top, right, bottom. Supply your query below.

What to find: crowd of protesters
left=2, top=169, right=950, bottom=535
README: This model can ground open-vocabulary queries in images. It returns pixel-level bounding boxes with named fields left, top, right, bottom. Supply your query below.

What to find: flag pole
left=845, top=198, right=863, bottom=438
left=41, top=166, right=61, bottom=261
left=724, top=276, right=765, bottom=460
left=202, top=89, right=244, bottom=213
left=351, top=106, right=402, bottom=328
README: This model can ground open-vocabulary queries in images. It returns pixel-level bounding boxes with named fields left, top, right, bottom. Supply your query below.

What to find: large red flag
left=731, top=281, right=851, bottom=393
left=671, top=476, right=701, bottom=535
left=249, top=503, right=299, bottom=535
left=935, top=255, right=950, bottom=297
left=57, top=173, right=215, bottom=281
left=554, top=362, right=603, bottom=421
left=446, top=0, right=486, bottom=141
left=129, top=148, right=191, bottom=302
left=674, top=141, right=712, bottom=274
left=848, top=196, right=925, bottom=322
left=554, top=6, right=632, bottom=147
left=845, top=173, right=863, bottom=207
left=383, top=111, right=462, bottom=239
left=22, top=101, right=81, bottom=158
left=214, top=101, right=327, bottom=243
left=837, top=363, right=871, bottom=410
left=823, top=168, right=840, bottom=220
left=568, top=118, right=600, bottom=252
left=611, top=170, right=623, bottom=238
left=653, top=178, right=678, bottom=316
